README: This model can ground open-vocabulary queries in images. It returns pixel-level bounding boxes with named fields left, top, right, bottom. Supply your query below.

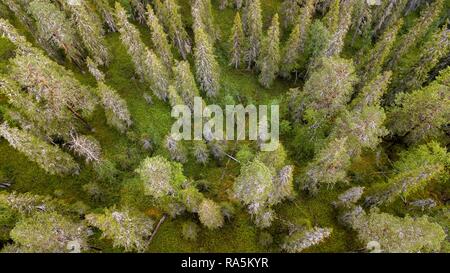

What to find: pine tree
left=28, top=0, right=83, bottom=65
left=357, top=19, right=403, bottom=89
left=153, top=0, right=192, bottom=59
left=135, top=156, right=185, bottom=199
left=258, top=14, right=281, bottom=88
left=229, top=12, right=245, bottom=69
left=198, top=199, right=224, bottom=229
left=304, top=20, right=331, bottom=73
left=302, top=137, right=350, bottom=195
left=295, top=0, right=315, bottom=52
left=172, top=61, right=200, bottom=109
left=10, top=211, right=87, bottom=253
left=146, top=4, right=173, bottom=70
left=194, top=26, right=220, bottom=98
left=387, top=0, right=444, bottom=70
left=387, top=69, right=450, bottom=144
left=349, top=210, right=446, bottom=253
left=92, top=0, right=117, bottom=32
left=86, top=208, right=154, bottom=252
left=115, top=3, right=169, bottom=100
left=244, top=0, right=263, bottom=69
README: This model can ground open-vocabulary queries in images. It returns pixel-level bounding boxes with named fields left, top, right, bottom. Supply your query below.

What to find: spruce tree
left=194, top=26, right=220, bottom=98
left=387, top=0, right=444, bottom=70
left=0, top=122, right=79, bottom=176
left=258, top=14, right=281, bottom=88
left=130, top=0, right=147, bottom=24
left=282, top=227, right=332, bottom=253
left=173, top=61, right=200, bottom=109
left=229, top=12, right=245, bottom=69
left=10, top=211, right=87, bottom=253
left=280, top=0, right=301, bottom=29
left=115, top=3, right=169, bottom=100
left=279, top=23, right=301, bottom=78
left=92, top=0, right=117, bottom=32
left=86, top=208, right=154, bottom=252
left=28, top=0, right=83, bottom=65
left=244, top=0, right=262, bottom=69
left=153, top=0, right=192, bottom=59
left=198, top=199, right=224, bottom=229
left=323, top=0, right=339, bottom=34
left=387, top=68, right=450, bottom=144
left=357, top=19, right=403, bottom=89
left=324, top=0, right=354, bottom=57
left=146, top=4, right=173, bottom=70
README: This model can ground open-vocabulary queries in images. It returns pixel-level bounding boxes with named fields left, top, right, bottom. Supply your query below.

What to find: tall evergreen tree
left=198, top=199, right=224, bottom=229
left=173, top=61, right=200, bottom=109
left=92, top=0, right=117, bottom=32
left=324, top=0, right=354, bottom=57
left=146, top=4, right=174, bottom=71
left=0, top=122, right=79, bottom=176
left=280, top=0, right=301, bottom=29
left=86, top=208, right=154, bottom=252
left=244, top=0, right=263, bottom=69
left=323, top=0, right=339, bottom=34
left=130, top=0, right=147, bottom=24
left=387, top=68, right=450, bottom=144
left=229, top=12, right=245, bottom=69
left=258, top=14, right=281, bottom=88
left=280, top=23, right=301, bottom=78
left=115, top=3, right=169, bottom=100
left=387, top=0, right=444, bottom=70
left=28, top=0, right=83, bottom=65
left=194, top=26, right=220, bottom=98
left=153, top=0, right=192, bottom=59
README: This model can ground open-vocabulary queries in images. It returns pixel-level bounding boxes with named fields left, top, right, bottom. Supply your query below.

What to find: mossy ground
left=0, top=0, right=444, bottom=252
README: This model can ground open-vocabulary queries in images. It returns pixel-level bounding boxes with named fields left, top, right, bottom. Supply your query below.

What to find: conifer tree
left=244, top=0, right=263, bottom=69
left=115, top=3, right=169, bottom=100
left=146, top=4, right=173, bottom=70
left=282, top=227, right=332, bottom=253
left=135, top=155, right=185, bottom=199
left=229, top=12, right=245, bottom=69
left=296, top=0, right=315, bottom=52
left=257, top=14, right=281, bottom=88
left=351, top=71, right=392, bottom=111
left=28, top=0, right=83, bottom=65
left=324, top=0, right=354, bottom=57
left=268, top=165, right=295, bottom=205
left=198, top=199, right=224, bottom=230
left=194, top=26, right=220, bottom=98
left=0, top=123, right=79, bottom=176
left=130, top=0, right=147, bottom=24
left=153, top=0, right=192, bottom=59
left=165, top=134, right=188, bottom=163
left=92, top=0, right=117, bottom=32
left=304, top=20, right=331, bottom=73
left=357, top=19, right=402, bottom=89
left=372, top=0, right=408, bottom=37
left=280, top=0, right=301, bottom=29
left=179, top=186, right=204, bottom=213
left=323, top=0, right=339, bottom=34
left=10, top=211, right=87, bottom=253
left=366, top=142, right=449, bottom=206
left=387, top=0, right=444, bottom=70
left=63, top=0, right=110, bottom=65
left=392, top=24, right=450, bottom=97
left=86, top=208, right=154, bottom=252
left=302, top=137, right=350, bottom=195
left=192, top=0, right=219, bottom=43
left=290, top=57, right=356, bottom=125
left=192, top=140, right=209, bottom=165
left=67, top=132, right=102, bottom=163
left=387, top=68, right=450, bottom=144
left=349, top=210, right=446, bottom=253
left=167, top=85, right=184, bottom=107
left=219, top=0, right=229, bottom=10
left=173, top=61, right=200, bottom=109
left=279, top=23, right=301, bottom=78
